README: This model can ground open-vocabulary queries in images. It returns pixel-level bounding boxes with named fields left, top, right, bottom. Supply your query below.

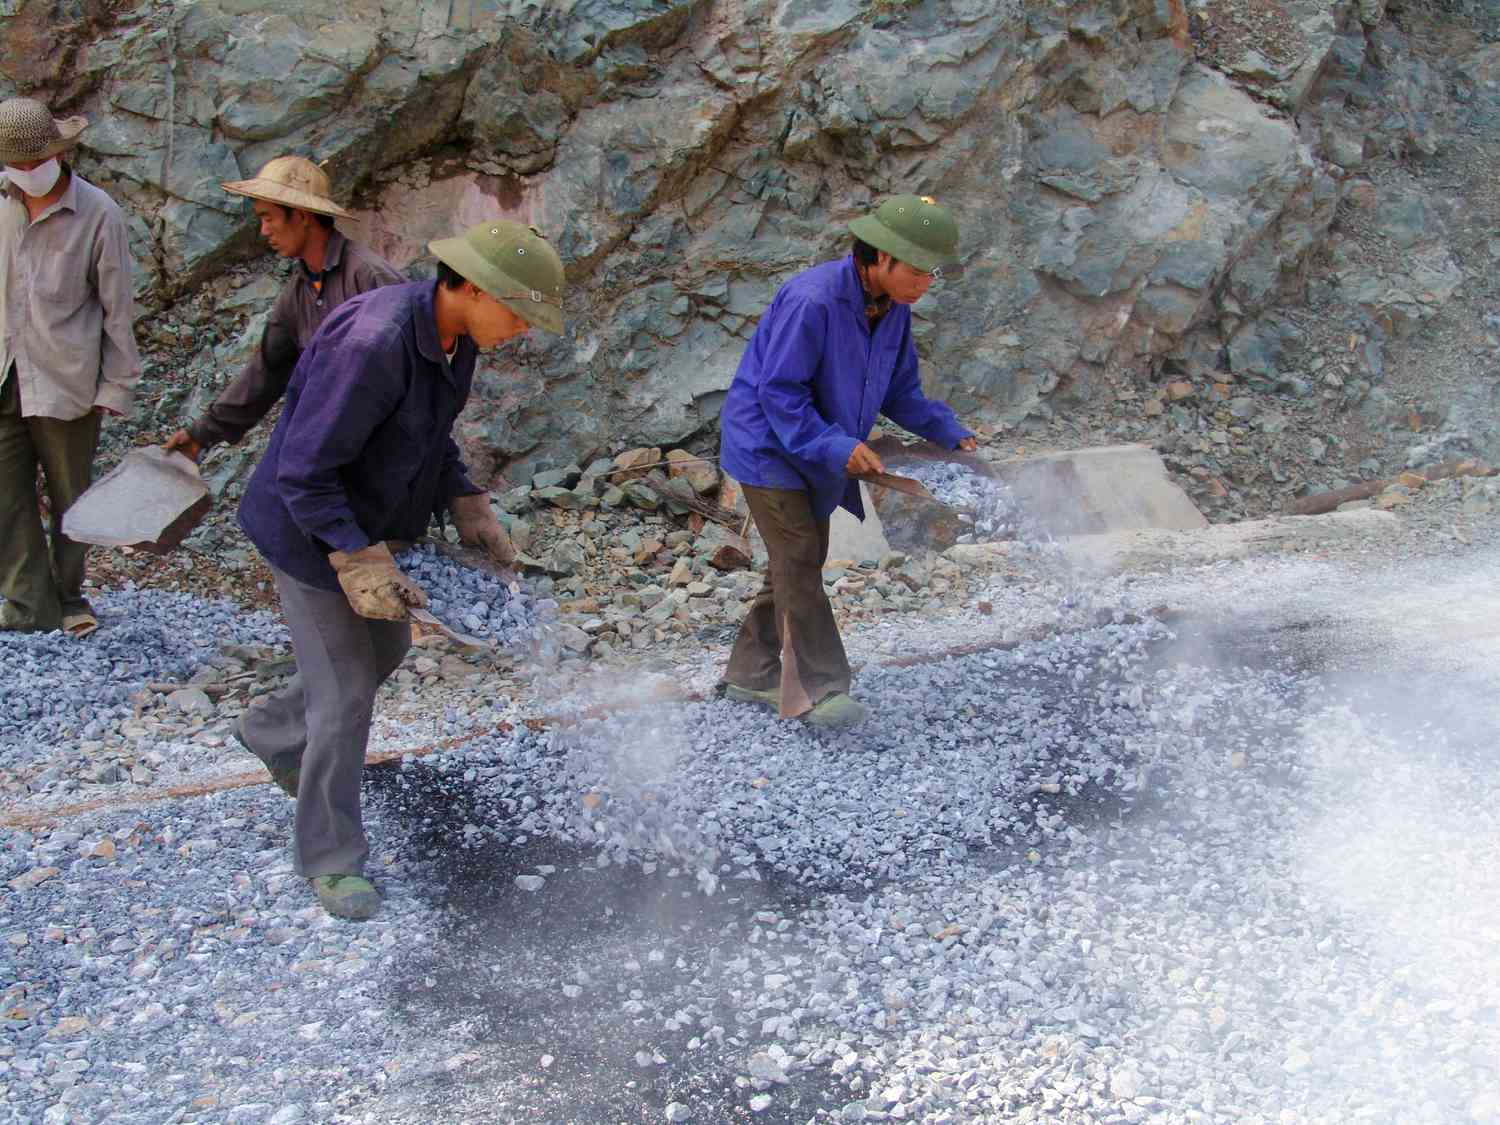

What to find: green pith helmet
left=429, top=220, right=566, bottom=334
left=847, top=194, right=961, bottom=275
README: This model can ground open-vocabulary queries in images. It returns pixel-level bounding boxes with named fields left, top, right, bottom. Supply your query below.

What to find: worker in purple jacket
left=236, top=220, right=565, bottom=920
left=718, top=195, right=977, bottom=729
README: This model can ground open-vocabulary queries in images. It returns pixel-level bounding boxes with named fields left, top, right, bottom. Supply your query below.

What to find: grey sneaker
left=310, top=875, right=380, bottom=920
left=805, top=693, right=866, bottom=729
left=721, top=683, right=781, bottom=710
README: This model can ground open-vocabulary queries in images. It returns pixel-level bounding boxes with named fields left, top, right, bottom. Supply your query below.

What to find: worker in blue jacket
left=718, top=195, right=977, bottom=729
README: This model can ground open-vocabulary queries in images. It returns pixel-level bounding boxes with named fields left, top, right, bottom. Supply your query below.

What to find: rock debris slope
left=8, top=0, right=1495, bottom=517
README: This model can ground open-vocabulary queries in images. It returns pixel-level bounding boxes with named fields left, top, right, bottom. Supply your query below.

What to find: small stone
left=665, top=449, right=719, bottom=495
left=8, top=867, right=59, bottom=892
left=168, top=687, right=215, bottom=715
left=47, top=1015, right=90, bottom=1039
left=613, top=447, right=662, bottom=482
left=1109, top=1067, right=1143, bottom=1099
left=1166, top=381, right=1195, bottom=400
left=747, top=1052, right=788, bottom=1084
left=665, top=1103, right=691, bottom=1123
left=82, top=838, right=116, bottom=860
left=749, top=1094, right=773, bottom=1113
left=535, top=485, right=587, bottom=511
left=515, top=875, right=546, bottom=892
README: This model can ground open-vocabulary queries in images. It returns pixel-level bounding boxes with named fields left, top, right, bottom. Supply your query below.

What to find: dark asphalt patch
left=360, top=760, right=853, bottom=1123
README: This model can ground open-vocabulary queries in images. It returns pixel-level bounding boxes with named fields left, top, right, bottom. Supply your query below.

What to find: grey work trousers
left=722, top=484, right=851, bottom=713
left=241, top=566, right=410, bottom=877
left=0, top=370, right=100, bottom=631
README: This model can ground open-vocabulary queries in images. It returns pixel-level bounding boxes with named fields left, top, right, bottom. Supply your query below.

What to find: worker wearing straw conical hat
left=716, top=194, right=977, bottom=730
left=234, top=219, right=565, bottom=920
left=0, top=97, right=141, bottom=639
left=161, top=155, right=402, bottom=462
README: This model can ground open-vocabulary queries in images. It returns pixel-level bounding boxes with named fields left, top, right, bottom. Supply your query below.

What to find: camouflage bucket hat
left=221, top=155, right=351, bottom=219
left=848, top=194, right=961, bottom=277
left=0, top=98, right=87, bottom=167
left=429, top=220, right=566, bottom=335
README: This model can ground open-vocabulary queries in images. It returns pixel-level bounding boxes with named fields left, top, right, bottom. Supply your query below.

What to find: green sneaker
left=264, top=757, right=301, bottom=800
left=721, top=683, right=780, bottom=710
left=232, top=719, right=299, bottom=799
left=805, top=693, right=866, bottom=729
left=309, top=874, right=380, bottom=920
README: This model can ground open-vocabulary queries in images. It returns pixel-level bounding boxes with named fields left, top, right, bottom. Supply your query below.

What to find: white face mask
left=5, top=158, right=61, bottom=198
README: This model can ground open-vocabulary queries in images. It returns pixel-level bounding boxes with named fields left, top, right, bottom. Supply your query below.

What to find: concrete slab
left=827, top=483, right=891, bottom=564
left=939, top=509, right=1399, bottom=575
left=992, top=444, right=1207, bottom=538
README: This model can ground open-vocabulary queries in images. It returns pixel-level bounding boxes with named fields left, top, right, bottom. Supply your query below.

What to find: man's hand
left=449, top=492, right=517, bottom=566
left=162, top=429, right=203, bottom=462
left=957, top=436, right=978, bottom=452
left=94, top=405, right=122, bottom=418
left=846, top=442, right=885, bottom=476
left=328, top=543, right=427, bottom=620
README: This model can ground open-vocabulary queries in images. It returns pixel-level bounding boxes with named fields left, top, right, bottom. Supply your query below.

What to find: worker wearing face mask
left=0, top=98, right=141, bottom=638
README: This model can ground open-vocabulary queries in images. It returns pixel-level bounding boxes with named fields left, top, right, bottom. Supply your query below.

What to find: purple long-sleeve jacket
left=238, top=280, right=480, bottom=591
left=718, top=255, right=972, bottom=521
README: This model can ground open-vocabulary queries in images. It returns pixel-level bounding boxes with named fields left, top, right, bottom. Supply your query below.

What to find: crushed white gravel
left=4, top=517, right=1500, bottom=1123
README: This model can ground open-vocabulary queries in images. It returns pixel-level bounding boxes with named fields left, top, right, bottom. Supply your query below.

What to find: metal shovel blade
left=62, top=447, right=211, bottom=553
left=408, top=607, right=490, bottom=650
left=856, top=471, right=937, bottom=503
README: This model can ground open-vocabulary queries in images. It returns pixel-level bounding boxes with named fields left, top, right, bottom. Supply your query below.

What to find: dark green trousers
left=0, top=372, right=100, bottom=632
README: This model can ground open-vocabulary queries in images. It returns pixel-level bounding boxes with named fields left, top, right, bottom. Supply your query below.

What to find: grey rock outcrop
left=2, top=0, right=1479, bottom=484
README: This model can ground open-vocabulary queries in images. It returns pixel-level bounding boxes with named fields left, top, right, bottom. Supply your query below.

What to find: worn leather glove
left=449, top=492, right=517, bottom=565
left=327, top=542, right=427, bottom=620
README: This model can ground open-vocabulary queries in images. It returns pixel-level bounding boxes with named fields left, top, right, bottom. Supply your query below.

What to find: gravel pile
left=0, top=589, right=285, bottom=759
left=394, top=544, right=546, bottom=647
left=7, top=541, right=1500, bottom=1123
left=897, top=460, right=1022, bottom=543
left=0, top=787, right=441, bottom=1125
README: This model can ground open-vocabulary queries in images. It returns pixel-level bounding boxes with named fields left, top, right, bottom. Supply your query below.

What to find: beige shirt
left=0, top=167, right=141, bottom=419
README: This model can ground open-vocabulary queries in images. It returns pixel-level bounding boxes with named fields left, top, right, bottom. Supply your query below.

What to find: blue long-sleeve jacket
left=238, top=281, right=480, bottom=590
left=719, top=255, right=972, bottom=521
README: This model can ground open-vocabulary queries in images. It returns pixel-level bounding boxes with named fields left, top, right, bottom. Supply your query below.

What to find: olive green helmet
left=429, top=220, right=566, bottom=334
left=847, top=194, right=960, bottom=276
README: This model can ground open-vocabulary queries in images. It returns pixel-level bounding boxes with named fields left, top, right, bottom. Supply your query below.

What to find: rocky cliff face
left=5, top=0, right=1496, bottom=508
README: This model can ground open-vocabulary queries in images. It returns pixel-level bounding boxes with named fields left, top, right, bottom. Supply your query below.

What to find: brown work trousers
left=722, top=484, right=851, bottom=714
left=0, top=371, right=100, bottom=632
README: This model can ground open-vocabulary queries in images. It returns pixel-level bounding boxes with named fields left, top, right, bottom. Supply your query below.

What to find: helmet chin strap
left=855, top=260, right=891, bottom=322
